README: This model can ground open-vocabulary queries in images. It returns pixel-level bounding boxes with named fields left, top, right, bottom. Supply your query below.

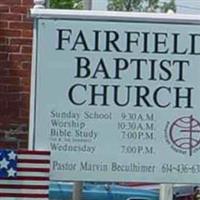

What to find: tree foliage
left=50, top=0, right=83, bottom=9
left=108, top=0, right=176, bottom=12
left=49, top=0, right=176, bottom=12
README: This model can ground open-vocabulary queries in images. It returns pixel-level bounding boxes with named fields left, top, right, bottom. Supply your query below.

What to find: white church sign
left=30, top=9, right=200, bottom=183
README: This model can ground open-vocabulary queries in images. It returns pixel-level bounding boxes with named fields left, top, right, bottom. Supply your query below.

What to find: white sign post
left=160, top=184, right=173, bottom=200
left=30, top=8, right=200, bottom=188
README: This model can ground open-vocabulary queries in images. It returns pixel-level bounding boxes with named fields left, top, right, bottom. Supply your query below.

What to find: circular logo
left=168, top=115, right=200, bottom=156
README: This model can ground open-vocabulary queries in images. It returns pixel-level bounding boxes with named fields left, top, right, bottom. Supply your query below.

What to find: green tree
left=108, top=0, right=176, bottom=12
left=161, top=0, right=176, bottom=12
left=50, top=0, right=83, bottom=9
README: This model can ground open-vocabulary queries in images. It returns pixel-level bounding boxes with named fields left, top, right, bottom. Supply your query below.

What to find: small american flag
left=0, top=149, right=50, bottom=200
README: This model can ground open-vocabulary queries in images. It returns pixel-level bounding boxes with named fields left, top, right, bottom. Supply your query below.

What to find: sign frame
left=30, top=9, right=200, bottom=183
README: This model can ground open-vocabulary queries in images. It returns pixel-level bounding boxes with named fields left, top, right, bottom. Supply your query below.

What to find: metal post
left=160, top=184, right=173, bottom=200
left=29, top=0, right=46, bottom=150
left=72, top=182, right=83, bottom=200
left=45, top=0, right=50, bottom=8
left=83, top=0, right=92, bottom=10
left=159, top=8, right=175, bottom=200
left=72, top=1, right=93, bottom=199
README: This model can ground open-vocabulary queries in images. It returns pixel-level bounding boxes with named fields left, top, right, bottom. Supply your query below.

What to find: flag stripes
left=0, top=184, right=48, bottom=189
left=0, top=150, right=50, bottom=200
left=0, top=193, right=48, bottom=198
left=17, top=167, right=50, bottom=172
left=0, top=180, right=49, bottom=185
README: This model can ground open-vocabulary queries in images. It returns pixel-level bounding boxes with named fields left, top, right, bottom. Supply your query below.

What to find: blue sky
left=175, top=0, right=200, bottom=14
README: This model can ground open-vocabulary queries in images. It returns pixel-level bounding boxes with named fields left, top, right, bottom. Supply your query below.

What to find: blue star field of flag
left=0, top=149, right=17, bottom=178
